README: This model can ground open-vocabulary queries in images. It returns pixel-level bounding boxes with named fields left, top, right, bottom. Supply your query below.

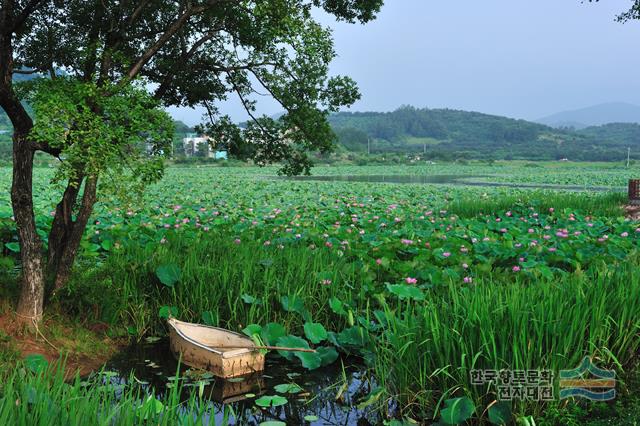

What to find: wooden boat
left=167, top=318, right=265, bottom=378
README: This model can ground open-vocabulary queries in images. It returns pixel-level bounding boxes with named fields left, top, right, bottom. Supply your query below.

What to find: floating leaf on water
left=259, top=422, right=286, bottom=426
left=255, top=395, right=288, bottom=408
left=274, top=383, right=303, bottom=394
left=304, top=415, right=319, bottom=422
left=245, top=393, right=256, bottom=398
left=356, top=387, right=384, bottom=409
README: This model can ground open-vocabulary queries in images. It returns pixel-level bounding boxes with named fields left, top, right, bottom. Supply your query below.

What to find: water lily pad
left=274, top=383, right=303, bottom=394
left=255, top=395, right=288, bottom=408
left=304, top=415, right=319, bottom=422
left=259, top=422, right=286, bottom=426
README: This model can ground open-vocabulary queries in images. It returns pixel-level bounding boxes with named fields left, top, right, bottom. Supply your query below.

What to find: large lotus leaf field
left=1, top=163, right=640, bottom=424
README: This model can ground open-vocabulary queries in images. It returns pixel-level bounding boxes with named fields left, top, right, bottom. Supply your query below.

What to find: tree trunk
left=46, top=176, right=83, bottom=283
left=52, top=175, right=98, bottom=293
left=12, top=131, right=45, bottom=324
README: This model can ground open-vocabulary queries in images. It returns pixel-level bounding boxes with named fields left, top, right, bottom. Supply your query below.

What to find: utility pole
left=367, top=137, right=370, bottom=155
left=628, top=147, right=631, bottom=168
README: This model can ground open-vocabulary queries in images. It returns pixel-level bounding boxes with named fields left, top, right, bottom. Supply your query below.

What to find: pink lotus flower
left=234, top=238, right=241, bottom=245
left=405, top=277, right=417, bottom=284
left=376, top=258, right=382, bottom=265
left=512, top=266, right=521, bottom=272
left=443, top=252, right=451, bottom=258
left=463, top=276, right=473, bottom=283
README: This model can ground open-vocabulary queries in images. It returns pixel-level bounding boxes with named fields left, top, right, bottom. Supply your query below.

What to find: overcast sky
left=169, top=0, right=640, bottom=125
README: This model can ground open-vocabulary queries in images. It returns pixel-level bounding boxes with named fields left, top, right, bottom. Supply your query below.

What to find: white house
left=182, top=134, right=227, bottom=159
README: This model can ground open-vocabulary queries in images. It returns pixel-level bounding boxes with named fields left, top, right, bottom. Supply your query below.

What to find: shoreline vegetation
left=1, top=163, right=640, bottom=424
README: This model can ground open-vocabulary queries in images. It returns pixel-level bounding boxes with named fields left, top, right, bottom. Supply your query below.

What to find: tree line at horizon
left=3, top=105, right=640, bottom=163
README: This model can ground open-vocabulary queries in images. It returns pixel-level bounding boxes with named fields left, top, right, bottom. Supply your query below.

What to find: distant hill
left=329, top=106, right=640, bottom=161
left=536, top=102, right=640, bottom=129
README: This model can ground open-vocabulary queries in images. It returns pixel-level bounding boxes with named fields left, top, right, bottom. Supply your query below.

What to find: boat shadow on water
left=103, top=339, right=383, bottom=425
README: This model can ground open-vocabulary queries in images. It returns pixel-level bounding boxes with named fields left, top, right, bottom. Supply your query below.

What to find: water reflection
left=104, top=340, right=381, bottom=425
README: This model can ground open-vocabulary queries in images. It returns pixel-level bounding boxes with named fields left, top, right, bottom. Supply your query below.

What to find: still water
left=104, top=340, right=383, bottom=425
left=284, top=174, right=621, bottom=192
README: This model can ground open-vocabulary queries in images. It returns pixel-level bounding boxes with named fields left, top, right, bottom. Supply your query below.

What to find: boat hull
left=168, top=319, right=265, bottom=378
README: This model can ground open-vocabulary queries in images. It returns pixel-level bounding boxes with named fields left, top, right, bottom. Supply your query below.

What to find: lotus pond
left=1, top=162, right=640, bottom=425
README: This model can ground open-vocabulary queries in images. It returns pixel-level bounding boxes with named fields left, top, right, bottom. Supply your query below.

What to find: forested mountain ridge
left=330, top=106, right=640, bottom=161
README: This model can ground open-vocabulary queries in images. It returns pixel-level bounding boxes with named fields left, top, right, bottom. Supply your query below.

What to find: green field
left=1, top=162, right=640, bottom=424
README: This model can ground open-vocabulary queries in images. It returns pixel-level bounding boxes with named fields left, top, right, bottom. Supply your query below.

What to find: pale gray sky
left=169, top=0, right=640, bottom=126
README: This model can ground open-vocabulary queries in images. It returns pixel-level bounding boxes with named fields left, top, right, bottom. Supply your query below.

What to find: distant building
left=182, top=134, right=227, bottom=159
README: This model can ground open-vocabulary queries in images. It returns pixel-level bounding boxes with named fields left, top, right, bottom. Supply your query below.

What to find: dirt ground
left=0, top=312, right=122, bottom=377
